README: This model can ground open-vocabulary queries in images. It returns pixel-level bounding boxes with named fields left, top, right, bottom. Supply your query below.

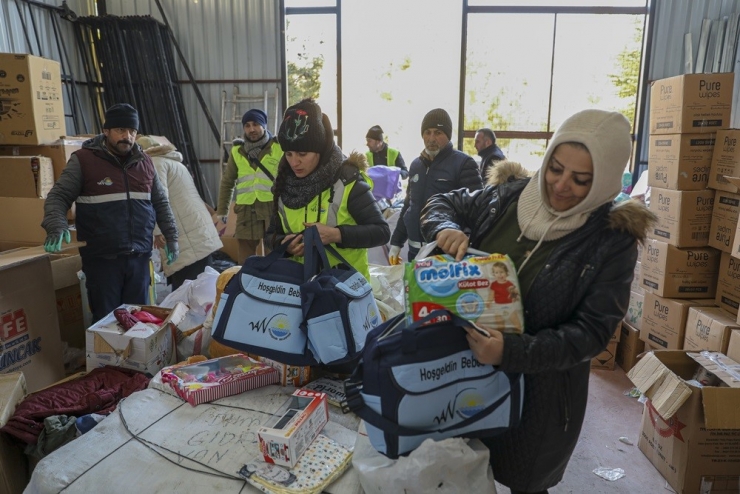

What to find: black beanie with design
left=421, top=108, right=452, bottom=140
left=278, top=99, right=329, bottom=154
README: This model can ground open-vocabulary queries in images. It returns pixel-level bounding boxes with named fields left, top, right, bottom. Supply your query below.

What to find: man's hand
left=436, top=229, right=469, bottom=261
left=388, top=245, right=402, bottom=265
left=154, top=234, right=166, bottom=249
left=44, top=230, right=71, bottom=253
left=165, top=241, right=179, bottom=265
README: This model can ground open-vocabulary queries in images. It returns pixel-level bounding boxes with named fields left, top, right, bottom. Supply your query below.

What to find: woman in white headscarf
left=420, top=109, right=655, bottom=494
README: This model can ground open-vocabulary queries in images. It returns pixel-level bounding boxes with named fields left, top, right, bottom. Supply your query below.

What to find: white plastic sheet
left=352, top=422, right=496, bottom=493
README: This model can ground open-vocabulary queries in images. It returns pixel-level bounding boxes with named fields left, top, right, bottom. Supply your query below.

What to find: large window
left=284, top=1, right=647, bottom=169
left=463, top=2, right=647, bottom=170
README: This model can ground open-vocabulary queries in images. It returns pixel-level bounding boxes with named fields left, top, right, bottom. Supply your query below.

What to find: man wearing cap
left=216, top=108, right=283, bottom=260
left=365, top=125, right=408, bottom=179
left=388, top=108, right=483, bottom=264
left=42, top=103, right=179, bottom=322
left=475, top=127, right=506, bottom=181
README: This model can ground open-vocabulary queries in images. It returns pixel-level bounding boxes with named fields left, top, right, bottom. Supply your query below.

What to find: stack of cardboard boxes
left=630, top=72, right=740, bottom=493
left=0, top=53, right=87, bottom=390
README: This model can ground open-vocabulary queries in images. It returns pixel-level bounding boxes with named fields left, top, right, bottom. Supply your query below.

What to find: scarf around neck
left=281, top=144, right=345, bottom=209
left=242, top=131, right=271, bottom=161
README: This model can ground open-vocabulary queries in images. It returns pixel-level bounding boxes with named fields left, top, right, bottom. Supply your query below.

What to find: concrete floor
left=495, top=366, right=673, bottom=494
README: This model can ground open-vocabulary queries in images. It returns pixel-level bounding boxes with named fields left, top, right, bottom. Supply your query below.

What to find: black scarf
left=243, top=131, right=272, bottom=163
left=281, top=144, right=345, bottom=209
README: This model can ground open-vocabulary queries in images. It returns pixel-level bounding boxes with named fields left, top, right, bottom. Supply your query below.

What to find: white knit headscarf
left=515, top=110, right=631, bottom=272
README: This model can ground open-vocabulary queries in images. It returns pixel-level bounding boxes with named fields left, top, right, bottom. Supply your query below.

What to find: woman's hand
left=464, top=325, right=504, bottom=366
left=282, top=233, right=304, bottom=256
left=304, top=222, right=341, bottom=245
left=153, top=234, right=166, bottom=249
left=436, top=229, right=469, bottom=261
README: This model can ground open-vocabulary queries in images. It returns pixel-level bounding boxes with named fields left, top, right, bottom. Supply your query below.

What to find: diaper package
left=404, top=252, right=524, bottom=333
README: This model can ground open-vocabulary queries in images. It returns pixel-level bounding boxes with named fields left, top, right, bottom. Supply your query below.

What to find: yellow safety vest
left=277, top=176, right=370, bottom=280
left=365, top=147, right=399, bottom=167
left=234, top=139, right=282, bottom=205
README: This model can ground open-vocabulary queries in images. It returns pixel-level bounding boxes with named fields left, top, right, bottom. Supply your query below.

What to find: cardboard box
left=591, top=340, right=618, bottom=370
left=160, top=354, right=279, bottom=406
left=707, top=129, right=740, bottom=192
left=624, top=290, right=644, bottom=330
left=616, top=321, right=645, bottom=372
left=0, top=137, right=86, bottom=182
left=630, top=261, right=644, bottom=295
left=85, top=303, right=188, bottom=375
left=640, top=293, right=715, bottom=349
left=258, top=389, right=329, bottom=468
left=648, top=134, right=715, bottom=190
left=715, top=251, right=740, bottom=315
left=0, top=249, right=65, bottom=392
left=629, top=351, right=740, bottom=494
left=247, top=354, right=312, bottom=387
left=647, top=188, right=714, bottom=247
left=683, top=306, right=738, bottom=353
left=48, top=251, right=84, bottom=348
left=220, top=237, right=250, bottom=265
left=649, top=73, right=734, bottom=135
left=611, top=321, right=622, bottom=342
left=0, top=156, right=54, bottom=198
left=0, top=373, right=28, bottom=494
left=708, top=190, right=740, bottom=253
left=727, top=329, right=740, bottom=361
left=0, top=54, right=65, bottom=145
left=640, top=239, right=720, bottom=298
left=0, top=197, right=49, bottom=243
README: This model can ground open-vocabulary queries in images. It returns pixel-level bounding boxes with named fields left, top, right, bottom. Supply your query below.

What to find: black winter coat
left=420, top=173, right=654, bottom=491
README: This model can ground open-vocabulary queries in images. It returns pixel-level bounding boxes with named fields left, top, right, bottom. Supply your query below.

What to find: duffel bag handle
left=250, top=230, right=298, bottom=270
left=401, top=310, right=481, bottom=354
left=302, top=225, right=356, bottom=277
left=416, top=241, right=490, bottom=260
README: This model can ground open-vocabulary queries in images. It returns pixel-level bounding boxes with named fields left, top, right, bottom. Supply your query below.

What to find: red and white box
left=160, top=354, right=279, bottom=406
left=258, top=389, right=329, bottom=468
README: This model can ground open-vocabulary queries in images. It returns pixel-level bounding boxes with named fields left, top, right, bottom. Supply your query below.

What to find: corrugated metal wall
left=101, top=0, right=283, bottom=201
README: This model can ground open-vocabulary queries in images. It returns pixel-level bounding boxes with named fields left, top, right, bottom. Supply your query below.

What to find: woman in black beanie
left=266, top=99, right=389, bottom=280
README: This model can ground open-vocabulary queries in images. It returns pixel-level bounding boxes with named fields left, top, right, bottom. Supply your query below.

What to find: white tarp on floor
left=26, top=386, right=361, bottom=494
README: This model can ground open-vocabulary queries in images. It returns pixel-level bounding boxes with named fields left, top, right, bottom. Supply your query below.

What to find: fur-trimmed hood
left=343, top=151, right=369, bottom=172
left=487, top=160, right=655, bottom=242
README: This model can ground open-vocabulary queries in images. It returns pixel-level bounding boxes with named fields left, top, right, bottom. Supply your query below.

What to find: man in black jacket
left=475, top=128, right=506, bottom=182
left=388, top=108, right=483, bottom=263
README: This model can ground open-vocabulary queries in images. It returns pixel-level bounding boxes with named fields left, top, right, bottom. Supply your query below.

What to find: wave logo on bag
left=433, top=387, right=486, bottom=425
left=248, top=313, right=294, bottom=341
left=363, top=303, right=381, bottom=332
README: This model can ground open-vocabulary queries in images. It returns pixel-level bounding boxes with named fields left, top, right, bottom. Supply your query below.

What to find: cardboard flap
left=627, top=352, right=692, bottom=419
left=701, top=387, right=740, bottom=429
left=723, top=176, right=740, bottom=193
left=93, top=332, right=132, bottom=359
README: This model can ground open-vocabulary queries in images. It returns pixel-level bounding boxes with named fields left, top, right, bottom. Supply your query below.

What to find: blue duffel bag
left=343, top=310, right=524, bottom=458
left=211, top=230, right=318, bottom=366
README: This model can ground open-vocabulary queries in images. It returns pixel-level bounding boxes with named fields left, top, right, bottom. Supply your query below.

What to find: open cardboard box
left=628, top=351, right=740, bottom=493
left=85, top=303, right=188, bottom=375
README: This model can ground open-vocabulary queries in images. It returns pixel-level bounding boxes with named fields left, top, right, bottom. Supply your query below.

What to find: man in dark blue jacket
left=388, top=108, right=483, bottom=263
left=42, top=104, right=179, bottom=322
left=475, top=128, right=506, bottom=181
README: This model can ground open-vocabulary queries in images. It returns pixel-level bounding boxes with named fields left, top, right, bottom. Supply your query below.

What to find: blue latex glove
left=164, top=241, right=179, bottom=265
left=44, top=230, right=71, bottom=253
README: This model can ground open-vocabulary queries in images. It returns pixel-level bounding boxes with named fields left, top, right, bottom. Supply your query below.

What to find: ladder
left=218, top=87, right=280, bottom=179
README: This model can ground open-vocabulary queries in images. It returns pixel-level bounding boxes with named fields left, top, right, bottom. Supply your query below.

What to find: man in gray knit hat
left=388, top=108, right=482, bottom=263
left=42, top=103, right=178, bottom=322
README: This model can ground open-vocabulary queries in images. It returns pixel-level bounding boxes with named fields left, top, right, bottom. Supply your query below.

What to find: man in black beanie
left=365, top=125, right=408, bottom=179
left=388, top=108, right=482, bottom=264
left=42, top=103, right=179, bottom=322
